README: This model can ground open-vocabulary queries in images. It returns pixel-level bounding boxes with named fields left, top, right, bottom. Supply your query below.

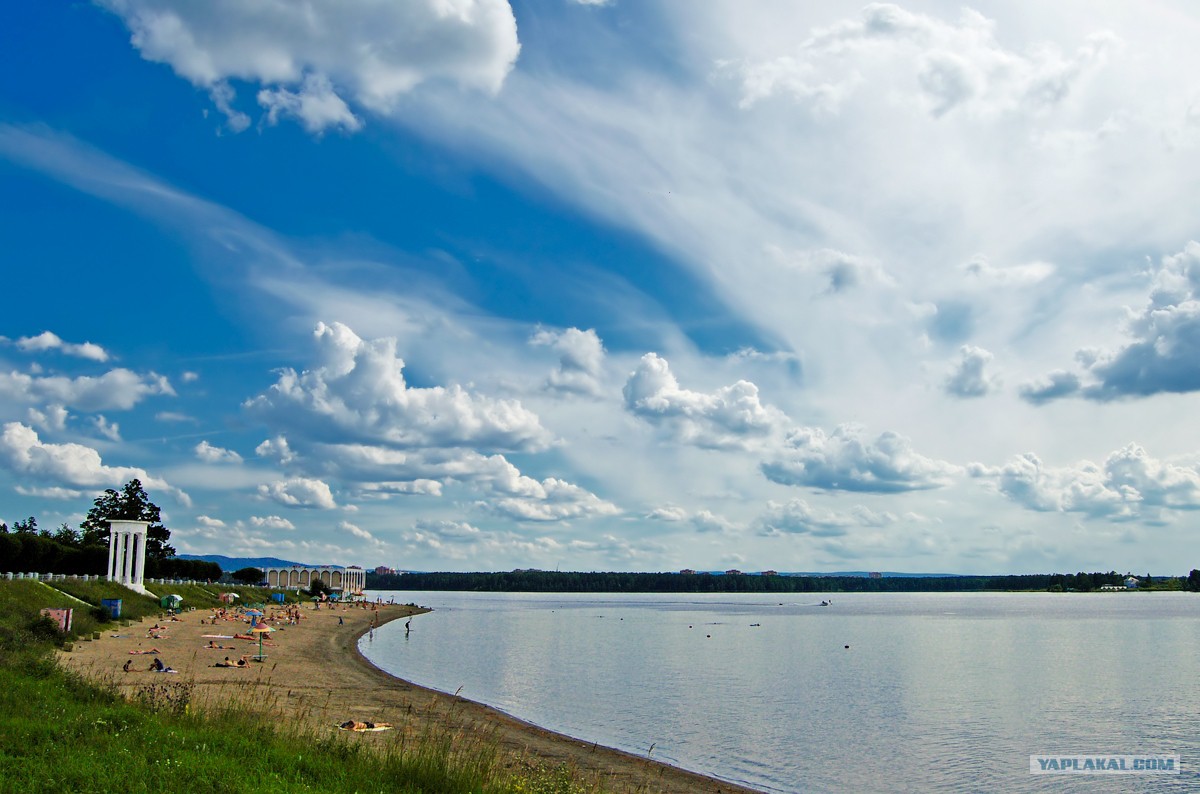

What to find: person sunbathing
left=340, top=720, right=394, bottom=731
left=129, top=648, right=162, bottom=655
left=236, top=656, right=249, bottom=668
left=148, top=658, right=165, bottom=672
left=213, top=657, right=236, bottom=667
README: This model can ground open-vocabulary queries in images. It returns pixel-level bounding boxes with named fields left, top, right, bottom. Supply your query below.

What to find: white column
left=122, top=530, right=134, bottom=585
left=107, top=533, right=118, bottom=582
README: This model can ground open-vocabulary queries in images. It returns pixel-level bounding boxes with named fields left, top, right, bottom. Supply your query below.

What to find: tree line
left=0, top=479, right=220, bottom=581
left=367, top=569, right=1200, bottom=593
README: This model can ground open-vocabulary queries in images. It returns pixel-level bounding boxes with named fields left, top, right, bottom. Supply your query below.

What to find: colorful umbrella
left=249, top=623, right=274, bottom=659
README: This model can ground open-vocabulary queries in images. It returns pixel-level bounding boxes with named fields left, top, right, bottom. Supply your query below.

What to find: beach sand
left=60, top=601, right=762, bottom=794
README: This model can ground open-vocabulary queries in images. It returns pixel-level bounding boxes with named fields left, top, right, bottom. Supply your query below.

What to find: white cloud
left=623, top=353, right=786, bottom=449
left=338, top=520, right=378, bottom=542
left=961, top=256, right=1054, bottom=287
left=27, top=405, right=68, bottom=432
left=92, top=415, right=121, bottom=441
left=246, top=322, right=551, bottom=453
left=195, top=515, right=225, bottom=528
left=13, top=331, right=109, bottom=362
left=944, top=345, right=998, bottom=398
left=258, top=476, right=337, bottom=509
left=358, top=480, right=443, bottom=497
left=647, top=505, right=688, bottom=522
left=250, top=515, right=296, bottom=530
left=484, top=477, right=621, bottom=522
left=762, top=424, right=958, bottom=493
left=195, top=440, right=243, bottom=464
left=14, top=485, right=86, bottom=500
left=978, top=444, right=1200, bottom=521
left=0, top=421, right=188, bottom=504
left=98, top=0, right=521, bottom=132
left=258, top=73, right=362, bottom=134
left=0, top=368, right=174, bottom=412
left=756, top=498, right=901, bottom=538
left=730, top=5, right=1118, bottom=118
left=255, top=435, right=295, bottom=465
left=1021, top=242, right=1200, bottom=403
left=530, top=327, right=606, bottom=396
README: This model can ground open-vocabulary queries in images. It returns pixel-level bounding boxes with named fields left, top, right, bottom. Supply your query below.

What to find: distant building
left=1099, top=584, right=1124, bottom=591
left=725, top=569, right=743, bottom=575
left=679, top=569, right=696, bottom=575
left=1124, top=576, right=1140, bottom=589
left=869, top=572, right=883, bottom=579
left=374, top=566, right=397, bottom=575
left=761, top=570, right=778, bottom=576
left=263, top=564, right=366, bottom=596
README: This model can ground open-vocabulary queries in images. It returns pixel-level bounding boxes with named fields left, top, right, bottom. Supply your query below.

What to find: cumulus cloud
left=195, top=515, right=226, bottom=528
left=730, top=4, right=1118, bottom=118
left=530, top=327, right=606, bottom=396
left=195, top=440, right=243, bottom=464
left=974, top=444, right=1200, bottom=520
left=246, top=322, right=551, bottom=453
left=623, top=353, right=786, bottom=449
left=98, top=0, right=521, bottom=132
left=646, top=505, right=689, bottom=522
left=483, top=477, right=621, bottom=522
left=250, top=515, right=296, bottom=530
left=258, top=476, right=337, bottom=509
left=0, top=421, right=188, bottom=503
left=255, top=436, right=296, bottom=465
left=0, top=368, right=173, bottom=411
left=1024, top=242, right=1200, bottom=402
left=944, top=345, right=998, bottom=398
left=1018, top=370, right=1081, bottom=404
left=12, top=331, right=109, bottom=361
left=762, top=423, right=957, bottom=493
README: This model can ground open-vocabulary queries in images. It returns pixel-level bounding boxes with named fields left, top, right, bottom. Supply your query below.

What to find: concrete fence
left=1, top=572, right=208, bottom=586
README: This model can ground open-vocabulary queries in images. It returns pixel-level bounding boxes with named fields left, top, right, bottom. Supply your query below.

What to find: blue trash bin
left=100, top=599, right=122, bottom=619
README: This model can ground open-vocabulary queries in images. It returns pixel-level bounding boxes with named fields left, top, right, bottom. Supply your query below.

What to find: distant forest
left=365, top=570, right=1193, bottom=593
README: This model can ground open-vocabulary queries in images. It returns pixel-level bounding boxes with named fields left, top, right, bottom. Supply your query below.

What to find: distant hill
left=176, top=554, right=308, bottom=572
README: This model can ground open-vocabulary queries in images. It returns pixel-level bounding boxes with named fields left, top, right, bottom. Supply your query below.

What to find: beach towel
left=337, top=722, right=394, bottom=732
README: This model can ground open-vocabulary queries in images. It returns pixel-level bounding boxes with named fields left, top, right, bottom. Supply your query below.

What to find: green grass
left=0, top=580, right=601, bottom=794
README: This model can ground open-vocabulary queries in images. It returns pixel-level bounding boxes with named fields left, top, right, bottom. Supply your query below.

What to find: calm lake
left=360, top=590, right=1200, bottom=793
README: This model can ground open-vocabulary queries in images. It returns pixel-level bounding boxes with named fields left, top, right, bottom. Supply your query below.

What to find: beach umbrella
left=249, top=623, right=274, bottom=659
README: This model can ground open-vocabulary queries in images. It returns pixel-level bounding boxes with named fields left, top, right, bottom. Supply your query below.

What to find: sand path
left=60, top=601, right=761, bottom=794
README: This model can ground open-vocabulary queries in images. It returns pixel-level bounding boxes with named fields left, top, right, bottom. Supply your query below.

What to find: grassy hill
left=0, top=579, right=590, bottom=793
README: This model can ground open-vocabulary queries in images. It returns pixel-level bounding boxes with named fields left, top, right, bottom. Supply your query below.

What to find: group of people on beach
left=123, top=657, right=175, bottom=673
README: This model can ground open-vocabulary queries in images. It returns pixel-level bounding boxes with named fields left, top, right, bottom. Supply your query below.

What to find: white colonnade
left=107, top=519, right=150, bottom=594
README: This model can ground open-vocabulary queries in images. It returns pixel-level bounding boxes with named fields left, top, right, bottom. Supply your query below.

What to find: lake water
left=360, top=590, right=1200, bottom=793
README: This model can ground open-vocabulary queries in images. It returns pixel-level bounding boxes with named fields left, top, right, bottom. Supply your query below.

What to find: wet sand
left=60, top=602, right=761, bottom=794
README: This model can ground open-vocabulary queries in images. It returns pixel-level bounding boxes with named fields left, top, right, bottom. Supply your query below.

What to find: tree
left=231, top=567, right=265, bottom=585
left=306, top=577, right=332, bottom=598
left=1186, top=570, right=1200, bottom=592
left=13, top=517, right=38, bottom=535
left=79, top=479, right=175, bottom=560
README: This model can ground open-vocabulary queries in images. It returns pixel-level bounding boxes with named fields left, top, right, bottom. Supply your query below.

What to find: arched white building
left=262, top=564, right=365, bottom=597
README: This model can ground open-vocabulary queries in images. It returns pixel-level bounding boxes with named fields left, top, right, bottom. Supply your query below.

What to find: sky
left=3, top=1, right=1200, bottom=575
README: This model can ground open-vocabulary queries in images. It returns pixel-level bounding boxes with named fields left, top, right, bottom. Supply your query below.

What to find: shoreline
left=60, top=600, right=762, bottom=794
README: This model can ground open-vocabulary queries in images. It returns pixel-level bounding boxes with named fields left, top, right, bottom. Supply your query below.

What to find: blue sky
left=4, top=1, right=1200, bottom=574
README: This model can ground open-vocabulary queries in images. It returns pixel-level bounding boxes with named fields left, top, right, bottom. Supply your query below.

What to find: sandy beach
left=59, top=600, right=761, bottom=794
